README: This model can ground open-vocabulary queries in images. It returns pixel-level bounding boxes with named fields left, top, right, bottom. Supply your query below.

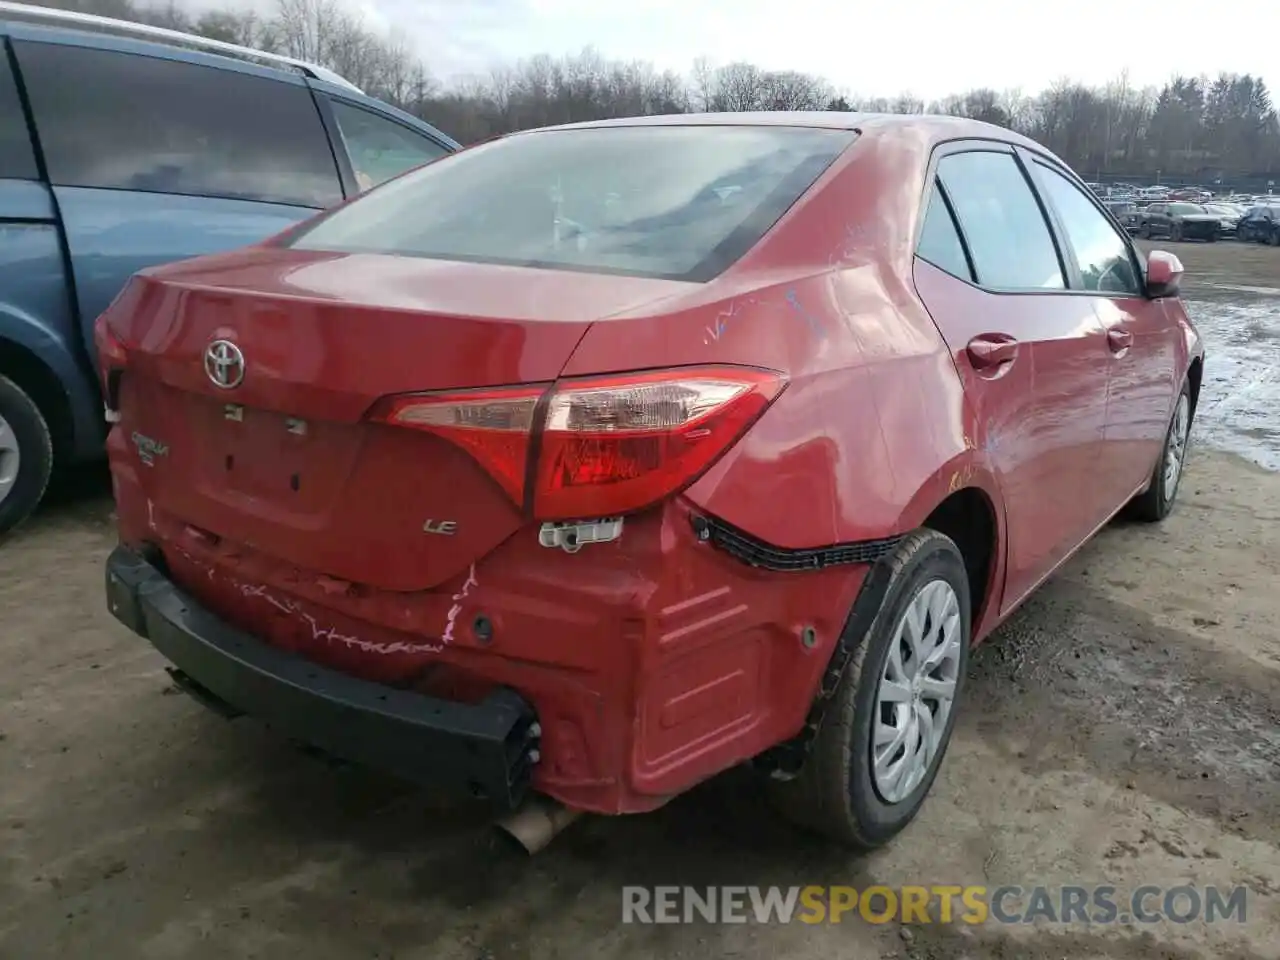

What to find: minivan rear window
left=288, top=125, right=857, bottom=282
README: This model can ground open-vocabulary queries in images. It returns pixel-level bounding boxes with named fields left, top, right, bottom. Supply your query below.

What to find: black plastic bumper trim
left=105, top=545, right=538, bottom=812
left=691, top=513, right=903, bottom=571
left=753, top=552, right=897, bottom=778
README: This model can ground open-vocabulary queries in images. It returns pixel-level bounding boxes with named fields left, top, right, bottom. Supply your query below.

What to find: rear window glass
left=16, top=42, right=342, bottom=207
left=0, top=56, right=36, bottom=180
left=288, top=125, right=857, bottom=281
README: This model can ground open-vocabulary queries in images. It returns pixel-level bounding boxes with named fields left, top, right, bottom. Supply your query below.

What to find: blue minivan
left=0, top=3, right=458, bottom=533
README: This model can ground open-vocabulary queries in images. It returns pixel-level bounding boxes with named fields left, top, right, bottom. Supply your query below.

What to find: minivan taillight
left=368, top=366, right=786, bottom=519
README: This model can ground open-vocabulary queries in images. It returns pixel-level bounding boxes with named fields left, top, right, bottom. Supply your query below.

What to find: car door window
left=330, top=100, right=449, bottom=191
left=16, top=42, right=342, bottom=207
left=1034, top=162, right=1141, bottom=295
left=916, top=181, right=973, bottom=280
left=0, top=57, right=36, bottom=179
left=936, top=151, right=1064, bottom=290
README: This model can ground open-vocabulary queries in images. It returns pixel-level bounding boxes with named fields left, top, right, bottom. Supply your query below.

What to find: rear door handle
left=1107, top=327, right=1133, bottom=352
left=966, top=334, right=1019, bottom=370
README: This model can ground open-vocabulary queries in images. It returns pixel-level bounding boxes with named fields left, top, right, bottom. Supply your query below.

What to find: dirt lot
left=2, top=241, right=1278, bottom=960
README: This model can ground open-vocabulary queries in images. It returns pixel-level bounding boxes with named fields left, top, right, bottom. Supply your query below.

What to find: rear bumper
left=105, top=545, right=540, bottom=812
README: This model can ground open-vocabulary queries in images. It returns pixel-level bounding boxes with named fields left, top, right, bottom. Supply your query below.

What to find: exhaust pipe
left=496, top=795, right=583, bottom=854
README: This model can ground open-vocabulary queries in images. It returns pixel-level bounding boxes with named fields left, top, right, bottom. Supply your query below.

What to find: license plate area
left=189, top=397, right=349, bottom=507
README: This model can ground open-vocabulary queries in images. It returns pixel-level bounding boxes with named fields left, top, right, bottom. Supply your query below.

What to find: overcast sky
left=189, top=0, right=1278, bottom=101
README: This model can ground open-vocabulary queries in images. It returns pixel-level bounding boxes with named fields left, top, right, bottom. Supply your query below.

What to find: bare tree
left=18, top=0, right=1278, bottom=180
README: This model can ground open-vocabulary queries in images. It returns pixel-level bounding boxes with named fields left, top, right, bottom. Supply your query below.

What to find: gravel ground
left=1, top=240, right=1277, bottom=960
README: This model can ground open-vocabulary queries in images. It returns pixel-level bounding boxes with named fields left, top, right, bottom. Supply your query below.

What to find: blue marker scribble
left=785, top=289, right=824, bottom=335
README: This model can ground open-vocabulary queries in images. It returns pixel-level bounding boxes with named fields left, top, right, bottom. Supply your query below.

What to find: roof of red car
left=532, top=110, right=1050, bottom=154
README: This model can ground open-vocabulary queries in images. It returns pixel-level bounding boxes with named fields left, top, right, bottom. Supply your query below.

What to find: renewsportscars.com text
left=621, top=884, right=1248, bottom=925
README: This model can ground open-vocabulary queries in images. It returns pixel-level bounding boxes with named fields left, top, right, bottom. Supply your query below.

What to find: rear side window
left=1034, top=163, right=1141, bottom=295
left=330, top=100, right=450, bottom=191
left=289, top=125, right=858, bottom=282
left=0, top=55, right=36, bottom=179
left=937, top=151, right=1064, bottom=290
left=916, top=183, right=972, bottom=280
left=16, top=43, right=342, bottom=207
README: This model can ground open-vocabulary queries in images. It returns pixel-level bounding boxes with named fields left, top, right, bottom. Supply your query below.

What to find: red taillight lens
left=368, top=367, right=785, bottom=519
left=368, top=385, right=545, bottom=506
left=94, top=316, right=127, bottom=379
left=534, top=368, right=784, bottom=519
left=93, top=315, right=128, bottom=406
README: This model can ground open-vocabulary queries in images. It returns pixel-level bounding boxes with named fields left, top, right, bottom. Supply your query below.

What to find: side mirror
left=1146, top=250, right=1184, bottom=298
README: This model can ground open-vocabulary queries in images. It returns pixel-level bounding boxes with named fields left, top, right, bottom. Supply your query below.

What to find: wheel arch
left=893, top=454, right=1006, bottom=640
left=0, top=335, right=74, bottom=462
left=1186, top=354, right=1203, bottom=418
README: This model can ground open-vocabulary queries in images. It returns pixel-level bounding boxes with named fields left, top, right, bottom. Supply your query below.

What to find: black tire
left=0, top=373, right=54, bottom=536
left=767, top=529, right=971, bottom=849
left=1270, top=227, right=1280, bottom=247
left=1139, top=222, right=1151, bottom=239
left=1172, top=222, right=1183, bottom=242
left=1128, top=379, right=1192, bottom=523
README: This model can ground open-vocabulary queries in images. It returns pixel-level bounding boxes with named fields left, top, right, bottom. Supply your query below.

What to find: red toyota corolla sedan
left=98, top=112, right=1203, bottom=850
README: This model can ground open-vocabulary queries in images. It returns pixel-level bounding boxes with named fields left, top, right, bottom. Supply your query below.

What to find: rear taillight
left=369, top=366, right=785, bottom=519
left=93, top=315, right=128, bottom=413
left=369, top=384, right=545, bottom=505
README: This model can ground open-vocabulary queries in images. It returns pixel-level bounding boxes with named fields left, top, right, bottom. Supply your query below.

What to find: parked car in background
left=99, top=111, right=1204, bottom=852
left=1105, top=199, right=1141, bottom=234
left=0, top=2, right=458, bottom=533
left=1237, top=203, right=1280, bottom=244
left=1136, top=202, right=1221, bottom=241
left=1202, top=202, right=1243, bottom=237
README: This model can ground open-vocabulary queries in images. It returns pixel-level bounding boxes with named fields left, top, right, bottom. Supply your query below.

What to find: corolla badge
left=131, top=431, right=169, bottom=467
left=205, top=339, right=245, bottom=389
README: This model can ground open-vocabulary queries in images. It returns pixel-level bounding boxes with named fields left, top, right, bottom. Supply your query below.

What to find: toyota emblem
left=204, top=339, right=245, bottom=389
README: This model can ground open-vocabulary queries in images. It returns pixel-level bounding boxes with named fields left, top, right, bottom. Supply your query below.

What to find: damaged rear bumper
left=105, top=545, right=540, bottom=812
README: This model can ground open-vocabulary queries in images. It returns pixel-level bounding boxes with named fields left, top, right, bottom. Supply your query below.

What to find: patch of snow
left=1183, top=298, right=1280, bottom=472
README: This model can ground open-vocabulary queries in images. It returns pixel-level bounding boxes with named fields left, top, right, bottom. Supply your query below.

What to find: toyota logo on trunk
left=204, top=339, right=245, bottom=389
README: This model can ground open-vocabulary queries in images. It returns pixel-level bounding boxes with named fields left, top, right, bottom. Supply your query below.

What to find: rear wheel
left=1139, top=222, right=1151, bottom=239
left=767, top=530, right=970, bottom=849
left=1129, top=380, right=1191, bottom=523
left=1270, top=227, right=1280, bottom=247
left=1172, top=222, right=1184, bottom=241
left=0, top=374, right=53, bottom=536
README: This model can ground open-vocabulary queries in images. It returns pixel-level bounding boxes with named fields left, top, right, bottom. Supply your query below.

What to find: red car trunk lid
left=107, top=247, right=691, bottom=592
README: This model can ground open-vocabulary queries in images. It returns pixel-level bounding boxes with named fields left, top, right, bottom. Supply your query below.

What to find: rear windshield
left=287, top=125, right=857, bottom=282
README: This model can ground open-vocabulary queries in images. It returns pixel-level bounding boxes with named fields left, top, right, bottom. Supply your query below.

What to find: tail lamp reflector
left=373, top=385, right=543, bottom=505
left=370, top=367, right=784, bottom=519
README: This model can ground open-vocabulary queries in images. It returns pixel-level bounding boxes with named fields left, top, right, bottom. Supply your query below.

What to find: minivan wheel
left=0, top=374, right=53, bottom=536
left=766, top=529, right=971, bottom=849
left=1128, top=380, right=1191, bottom=523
